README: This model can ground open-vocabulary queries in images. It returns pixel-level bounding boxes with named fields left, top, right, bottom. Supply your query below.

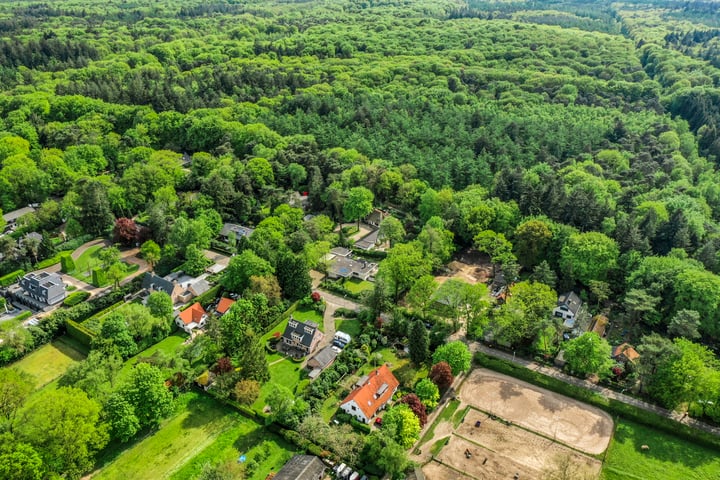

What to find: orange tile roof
left=179, top=302, right=206, bottom=325
left=612, top=343, right=640, bottom=362
left=341, top=364, right=399, bottom=420
left=216, top=297, right=236, bottom=315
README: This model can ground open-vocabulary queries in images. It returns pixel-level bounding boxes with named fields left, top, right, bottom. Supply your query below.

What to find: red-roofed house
left=340, top=364, right=399, bottom=424
left=176, top=302, right=207, bottom=333
left=612, top=343, right=640, bottom=364
left=216, top=297, right=236, bottom=316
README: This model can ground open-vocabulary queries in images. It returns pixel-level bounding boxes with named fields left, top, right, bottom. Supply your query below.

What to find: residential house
left=354, top=229, right=380, bottom=251
left=176, top=277, right=211, bottom=304
left=589, top=314, right=609, bottom=337
left=339, top=364, right=399, bottom=424
left=327, top=257, right=377, bottom=281
left=215, top=297, right=236, bottom=316
left=364, top=208, right=387, bottom=227
left=612, top=343, right=640, bottom=364
left=307, top=345, right=338, bottom=379
left=142, top=272, right=183, bottom=303
left=19, top=272, right=65, bottom=306
left=273, top=455, right=325, bottom=480
left=176, top=302, right=207, bottom=333
left=553, top=291, right=583, bottom=329
left=219, top=223, right=254, bottom=243
left=2, top=206, right=36, bottom=232
left=281, top=317, right=323, bottom=357
left=329, top=246, right=352, bottom=258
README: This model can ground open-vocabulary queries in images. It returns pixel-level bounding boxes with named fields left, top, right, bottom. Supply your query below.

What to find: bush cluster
left=63, top=291, right=91, bottom=307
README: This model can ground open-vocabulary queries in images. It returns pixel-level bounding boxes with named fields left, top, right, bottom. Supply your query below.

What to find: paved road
left=471, top=342, right=720, bottom=436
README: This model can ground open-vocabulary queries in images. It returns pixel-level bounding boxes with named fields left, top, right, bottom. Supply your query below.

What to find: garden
left=66, top=244, right=139, bottom=287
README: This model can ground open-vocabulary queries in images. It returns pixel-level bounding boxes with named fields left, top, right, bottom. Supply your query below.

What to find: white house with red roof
left=340, top=364, right=399, bottom=424
left=176, top=302, right=207, bottom=333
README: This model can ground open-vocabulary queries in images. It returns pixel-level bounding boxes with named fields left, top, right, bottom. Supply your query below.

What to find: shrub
left=60, top=253, right=76, bottom=273
left=63, top=291, right=90, bottom=307
left=35, top=253, right=64, bottom=269
left=333, top=307, right=358, bottom=318
left=0, top=269, right=24, bottom=287
left=66, top=319, right=96, bottom=347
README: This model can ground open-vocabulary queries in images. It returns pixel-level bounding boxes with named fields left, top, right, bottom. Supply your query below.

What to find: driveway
left=316, top=290, right=361, bottom=348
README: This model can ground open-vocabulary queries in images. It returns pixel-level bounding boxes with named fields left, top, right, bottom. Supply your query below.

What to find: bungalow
left=339, top=364, right=399, bottom=424
left=176, top=278, right=211, bottom=304
left=274, top=455, right=326, bottom=480
left=612, top=343, right=640, bottom=364
left=354, top=229, right=380, bottom=251
left=281, top=317, right=323, bottom=357
left=219, top=223, right=254, bottom=243
left=364, top=208, right=387, bottom=227
left=176, top=302, right=207, bottom=333
left=215, top=297, right=236, bottom=316
left=327, top=257, right=377, bottom=281
left=553, top=291, right=583, bottom=329
left=2, top=206, right=36, bottom=232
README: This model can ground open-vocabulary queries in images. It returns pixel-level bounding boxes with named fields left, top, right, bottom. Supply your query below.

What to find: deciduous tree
left=429, top=361, right=454, bottom=390
left=563, top=332, right=614, bottom=378
left=414, top=378, right=440, bottom=410
left=432, top=341, right=471, bottom=375
left=343, top=186, right=374, bottom=229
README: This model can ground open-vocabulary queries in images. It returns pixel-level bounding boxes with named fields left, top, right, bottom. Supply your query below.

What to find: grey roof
left=189, top=278, right=211, bottom=296
left=142, top=272, right=175, bottom=296
left=330, top=247, right=352, bottom=257
left=282, top=318, right=320, bottom=348
left=220, top=223, right=254, bottom=239
left=274, top=455, right=325, bottom=480
left=308, top=345, right=338, bottom=369
left=354, top=229, right=380, bottom=250
left=557, top=291, right=582, bottom=316
left=23, top=232, right=43, bottom=243
left=2, top=206, right=36, bottom=223
left=328, top=257, right=377, bottom=279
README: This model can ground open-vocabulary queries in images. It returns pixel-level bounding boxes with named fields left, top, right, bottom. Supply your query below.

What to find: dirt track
left=462, top=369, right=613, bottom=455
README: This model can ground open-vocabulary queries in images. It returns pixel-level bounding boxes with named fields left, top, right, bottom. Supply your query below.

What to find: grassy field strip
left=600, top=418, right=720, bottom=479
left=115, top=333, right=187, bottom=383
left=9, top=336, right=86, bottom=387
left=93, top=394, right=236, bottom=479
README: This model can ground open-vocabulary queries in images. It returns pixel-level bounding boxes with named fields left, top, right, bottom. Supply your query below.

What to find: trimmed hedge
left=194, top=285, right=222, bottom=308
left=0, top=269, right=24, bottom=287
left=14, top=311, right=32, bottom=322
left=66, top=319, right=96, bottom=347
left=320, top=280, right=362, bottom=300
left=473, top=352, right=720, bottom=450
left=57, top=234, right=93, bottom=252
left=91, top=267, right=107, bottom=287
left=60, top=253, right=75, bottom=273
left=35, top=253, right=64, bottom=270
left=63, top=291, right=91, bottom=307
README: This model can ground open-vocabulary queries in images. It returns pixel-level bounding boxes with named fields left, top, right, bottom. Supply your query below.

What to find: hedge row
left=14, top=311, right=32, bottom=322
left=279, top=427, right=333, bottom=460
left=473, top=352, right=720, bottom=450
left=57, top=234, right=93, bottom=252
left=319, top=280, right=362, bottom=300
left=66, top=319, right=96, bottom=347
left=63, top=291, right=91, bottom=307
left=0, top=269, right=24, bottom=287
left=34, top=253, right=64, bottom=270
left=350, top=248, right=387, bottom=259
left=193, top=285, right=222, bottom=308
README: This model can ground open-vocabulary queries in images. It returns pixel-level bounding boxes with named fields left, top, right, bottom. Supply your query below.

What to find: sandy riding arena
left=461, top=369, right=613, bottom=455
left=420, top=368, right=613, bottom=480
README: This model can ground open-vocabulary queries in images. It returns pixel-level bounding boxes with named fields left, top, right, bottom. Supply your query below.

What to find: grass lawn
left=320, top=391, right=343, bottom=422
left=116, top=333, right=187, bottom=383
left=171, top=408, right=296, bottom=480
left=9, top=335, right=86, bottom=388
left=292, top=306, right=324, bottom=330
left=252, top=357, right=304, bottom=412
left=94, top=392, right=285, bottom=480
left=260, top=318, right=288, bottom=344
left=418, top=399, right=460, bottom=447
left=70, top=244, right=103, bottom=280
left=601, top=418, right=720, bottom=480
left=343, top=278, right=373, bottom=294
left=335, top=318, right=362, bottom=337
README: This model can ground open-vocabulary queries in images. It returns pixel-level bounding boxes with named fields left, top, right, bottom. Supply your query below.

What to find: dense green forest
left=3, top=0, right=720, bottom=478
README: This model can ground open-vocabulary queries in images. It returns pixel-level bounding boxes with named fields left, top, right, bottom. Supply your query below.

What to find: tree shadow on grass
left=613, top=420, right=720, bottom=469
left=181, top=394, right=229, bottom=429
